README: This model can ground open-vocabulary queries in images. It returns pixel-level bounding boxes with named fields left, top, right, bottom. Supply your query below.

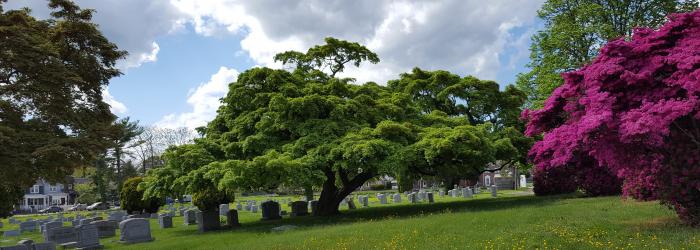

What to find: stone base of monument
left=196, top=210, right=221, bottom=232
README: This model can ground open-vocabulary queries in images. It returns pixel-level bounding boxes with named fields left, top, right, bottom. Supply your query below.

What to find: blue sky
left=6, top=0, right=544, bottom=128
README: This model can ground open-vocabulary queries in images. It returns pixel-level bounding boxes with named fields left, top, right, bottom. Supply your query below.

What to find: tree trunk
left=315, top=168, right=373, bottom=216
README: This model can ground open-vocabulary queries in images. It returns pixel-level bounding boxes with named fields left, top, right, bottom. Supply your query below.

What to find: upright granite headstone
left=32, top=242, right=56, bottom=250
left=393, top=193, right=401, bottom=203
left=119, top=218, right=153, bottom=244
left=158, top=214, right=173, bottom=229
left=19, top=221, right=37, bottom=233
left=3, top=230, right=20, bottom=237
left=251, top=205, right=258, bottom=213
left=378, top=194, right=387, bottom=204
left=290, top=201, right=308, bottom=217
left=195, top=210, right=220, bottom=232
left=345, top=198, right=356, bottom=210
left=463, top=187, right=473, bottom=198
left=438, top=190, right=445, bottom=197
left=73, top=224, right=102, bottom=249
left=44, top=226, right=77, bottom=245
left=490, top=186, right=497, bottom=197
left=90, top=220, right=117, bottom=238
left=236, top=202, right=242, bottom=211
left=309, top=200, right=319, bottom=216
left=427, top=192, right=435, bottom=203
left=261, top=201, right=281, bottom=220
left=41, top=221, right=62, bottom=234
left=219, top=204, right=229, bottom=216
left=183, top=210, right=197, bottom=225
left=225, top=210, right=240, bottom=228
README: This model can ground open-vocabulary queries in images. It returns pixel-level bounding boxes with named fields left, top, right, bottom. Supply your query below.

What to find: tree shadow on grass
left=212, top=193, right=584, bottom=234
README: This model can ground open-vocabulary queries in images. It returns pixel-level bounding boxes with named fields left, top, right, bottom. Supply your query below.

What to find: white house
left=17, top=178, right=76, bottom=212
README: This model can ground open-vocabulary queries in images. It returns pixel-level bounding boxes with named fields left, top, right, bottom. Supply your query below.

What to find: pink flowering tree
left=523, top=10, right=700, bottom=225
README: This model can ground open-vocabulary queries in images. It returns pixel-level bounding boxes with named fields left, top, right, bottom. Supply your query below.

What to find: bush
left=192, top=187, right=231, bottom=212
left=120, top=177, right=164, bottom=214
left=576, top=164, right=622, bottom=197
left=532, top=165, right=577, bottom=196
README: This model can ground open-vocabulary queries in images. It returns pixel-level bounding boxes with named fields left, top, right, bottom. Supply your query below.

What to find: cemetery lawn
left=3, top=191, right=700, bottom=249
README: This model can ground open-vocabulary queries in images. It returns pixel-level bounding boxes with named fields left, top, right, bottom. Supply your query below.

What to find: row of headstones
left=2, top=214, right=99, bottom=238
left=2, top=217, right=153, bottom=250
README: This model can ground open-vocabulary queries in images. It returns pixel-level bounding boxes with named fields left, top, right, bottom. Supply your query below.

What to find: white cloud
left=156, top=67, right=239, bottom=129
left=171, top=0, right=544, bottom=84
left=102, top=88, right=128, bottom=114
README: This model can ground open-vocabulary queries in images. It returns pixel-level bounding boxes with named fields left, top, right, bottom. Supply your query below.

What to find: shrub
left=524, top=10, right=700, bottom=225
left=192, top=187, right=231, bottom=212
left=120, top=177, right=164, bottom=214
left=532, top=165, right=577, bottom=196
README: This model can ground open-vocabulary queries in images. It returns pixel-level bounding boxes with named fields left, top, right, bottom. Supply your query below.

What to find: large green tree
left=142, top=38, right=529, bottom=216
left=0, top=0, right=125, bottom=217
left=517, top=0, right=698, bottom=108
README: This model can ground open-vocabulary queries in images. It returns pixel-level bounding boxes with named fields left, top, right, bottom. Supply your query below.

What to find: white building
left=17, top=178, right=76, bottom=212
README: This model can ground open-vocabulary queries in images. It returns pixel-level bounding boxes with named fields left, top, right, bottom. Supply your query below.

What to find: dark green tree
left=107, top=117, right=144, bottom=192
left=516, top=0, right=698, bottom=108
left=0, top=0, right=126, bottom=217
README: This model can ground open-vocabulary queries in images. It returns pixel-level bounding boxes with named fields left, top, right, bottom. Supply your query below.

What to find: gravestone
left=225, top=210, right=240, bottom=228
left=236, top=202, right=242, bottom=211
left=261, top=201, right=281, bottom=220
left=73, top=224, right=102, bottom=249
left=490, top=186, right=497, bottom=197
left=473, top=186, right=480, bottom=194
left=183, top=210, right=197, bottom=225
left=251, top=205, right=258, bottom=213
left=119, top=218, right=153, bottom=244
left=290, top=201, right=308, bottom=217
left=3, top=230, right=19, bottom=237
left=378, top=194, right=387, bottom=204
left=427, top=192, right=435, bottom=203
left=463, top=187, right=473, bottom=198
left=8, top=218, right=18, bottom=224
left=345, top=198, right=356, bottom=210
left=0, top=221, right=3, bottom=228
left=44, top=226, right=77, bottom=244
left=309, top=201, right=319, bottom=216
left=158, top=215, right=173, bottom=229
left=438, top=190, right=445, bottom=197
left=178, top=209, right=186, bottom=217
left=41, top=221, right=62, bottom=235
left=195, top=210, right=220, bottom=232
left=149, top=214, right=158, bottom=219
left=520, top=175, right=527, bottom=188
left=79, top=218, right=95, bottom=226
left=0, top=244, right=30, bottom=250
left=408, top=193, right=417, bottom=203
left=90, top=220, right=117, bottom=238
left=392, top=193, right=401, bottom=203
left=19, top=221, right=36, bottom=233
left=33, top=242, right=56, bottom=250
left=219, top=204, right=229, bottom=216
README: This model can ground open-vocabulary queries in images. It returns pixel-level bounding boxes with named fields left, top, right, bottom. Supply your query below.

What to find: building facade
left=17, top=178, right=77, bottom=212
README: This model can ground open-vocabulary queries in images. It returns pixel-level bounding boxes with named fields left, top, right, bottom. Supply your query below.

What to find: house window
left=49, top=185, right=57, bottom=192
left=485, top=175, right=492, bottom=186
left=30, top=185, right=40, bottom=194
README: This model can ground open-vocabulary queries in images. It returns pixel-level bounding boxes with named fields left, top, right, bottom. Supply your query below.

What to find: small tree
left=120, top=177, right=163, bottom=214
left=75, top=183, right=98, bottom=205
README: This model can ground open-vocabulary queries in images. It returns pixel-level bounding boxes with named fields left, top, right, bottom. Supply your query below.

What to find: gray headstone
left=90, top=220, right=117, bottom=238
left=44, top=226, right=77, bottom=245
left=490, top=186, right=497, bottom=197
left=290, top=201, right=308, bottom=217
left=0, top=244, right=30, bottom=250
left=33, top=242, right=56, bottom=250
left=309, top=200, right=319, bottom=216
left=149, top=213, right=158, bottom=219
left=183, top=210, right=197, bottom=225
left=108, top=211, right=126, bottom=222
left=427, top=192, right=435, bottom=203
left=195, top=210, right=220, bottom=232
left=251, top=205, right=258, bottom=213
left=158, top=215, right=173, bottom=229
left=236, top=202, right=242, bottom=211
left=261, top=201, right=281, bottom=220
left=463, top=188, right=473, bottom=198
left=73, top=224, right=102, bottom=249
left=219, top=204, right=229, bottom=216
left=119, top=218, right=154, bottom=244
left=225, top=210, right=240, bottom=228
left=393, top=194, right=401, bottom=203
left=346, top=197, right=356, bottom=209
left=19, top=221, right=36, bottom=233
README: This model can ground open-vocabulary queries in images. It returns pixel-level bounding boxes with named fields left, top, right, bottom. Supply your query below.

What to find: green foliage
left=120, top=177, right=163, bottom=214
left=516, top=0, right=698, bottom=108
left=0, top=0, right=126, bottom=216
left=75, top=183, right=98, bottom=204
left=274, top=37, right=379, bottom=77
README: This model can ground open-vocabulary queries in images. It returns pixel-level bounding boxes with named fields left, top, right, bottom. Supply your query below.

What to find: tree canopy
left=142, top=38, right=529, bottom=216
left=516, top=0, right=698, bottom=108
left=0, top=0, right=125, bottom=217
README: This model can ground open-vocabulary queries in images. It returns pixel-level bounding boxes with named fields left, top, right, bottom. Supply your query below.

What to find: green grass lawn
left=2, top=190, right=699, bottom=249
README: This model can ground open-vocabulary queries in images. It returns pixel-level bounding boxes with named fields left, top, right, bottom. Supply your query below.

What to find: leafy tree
left=517, top=0, right=698, bottom=108
left=274, top=37, right=379, bottom=77
left=523, top=10, right=700, bottom=225
left=388, top=69, right=532, bottom=187
left=107, top=117, right=144, bottom=191
left=75, top=183, right=98, bottom=204
left=0, top=0, right=125, bottom=217
left=120, top=177, right=163, bottom=214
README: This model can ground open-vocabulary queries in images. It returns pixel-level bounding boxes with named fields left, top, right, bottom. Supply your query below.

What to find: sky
left=5, top=0, right=544, bottom=129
